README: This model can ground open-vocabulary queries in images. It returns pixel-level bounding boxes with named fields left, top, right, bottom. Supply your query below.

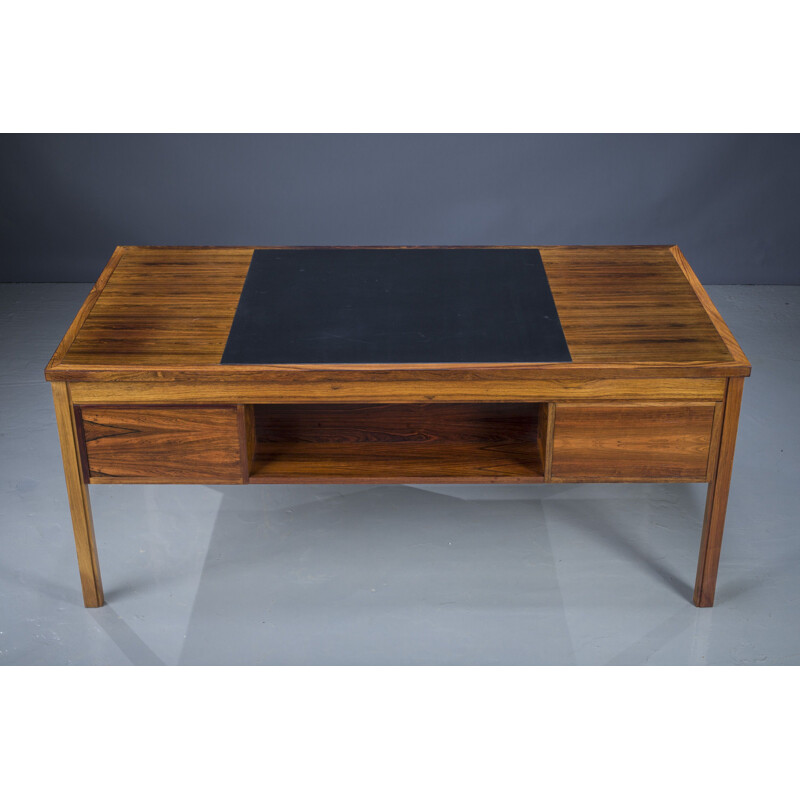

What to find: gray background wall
left=1, top=133, right=798, bottom=283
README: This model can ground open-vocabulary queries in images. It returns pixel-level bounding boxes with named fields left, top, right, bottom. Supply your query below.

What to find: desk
left=45, top=246, right=750, bottom=608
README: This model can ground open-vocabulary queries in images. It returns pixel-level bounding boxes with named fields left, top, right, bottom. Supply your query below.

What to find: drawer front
left=77, top=405, right=244, bottom=483
left=551, top=403, right=718, bottom=482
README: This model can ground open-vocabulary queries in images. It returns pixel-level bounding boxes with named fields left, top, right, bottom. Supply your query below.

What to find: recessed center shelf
left=248, top=403, right=546, bottom=484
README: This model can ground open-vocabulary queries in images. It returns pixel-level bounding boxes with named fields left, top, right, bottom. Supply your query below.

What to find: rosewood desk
left=45, top=246, right=750, bottom=609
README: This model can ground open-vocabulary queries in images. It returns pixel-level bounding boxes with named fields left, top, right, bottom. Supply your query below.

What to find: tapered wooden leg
left=693, top=377, right=744, bottom=607
left=52, top=382, right=104, bottom=607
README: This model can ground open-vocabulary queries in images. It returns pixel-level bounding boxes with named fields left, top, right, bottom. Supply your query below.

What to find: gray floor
left=1, top=284, right=798, bottom=665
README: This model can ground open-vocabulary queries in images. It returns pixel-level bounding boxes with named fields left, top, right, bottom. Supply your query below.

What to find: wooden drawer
left=550, top=402, right=719, bottom=482
left=76, top=405, right=246, bottom=483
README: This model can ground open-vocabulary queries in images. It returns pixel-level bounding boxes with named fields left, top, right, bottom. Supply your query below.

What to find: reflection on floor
left=1, top=285, right=798, bottom=665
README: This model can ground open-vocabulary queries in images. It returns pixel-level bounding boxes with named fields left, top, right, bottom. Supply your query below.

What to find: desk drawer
left=76, top=405, right=245, bottom=483
left=550, top=403, right=719, bottom=482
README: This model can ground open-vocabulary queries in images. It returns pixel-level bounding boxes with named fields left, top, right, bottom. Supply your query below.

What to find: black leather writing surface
left=221, top=248, right=572, bottom=364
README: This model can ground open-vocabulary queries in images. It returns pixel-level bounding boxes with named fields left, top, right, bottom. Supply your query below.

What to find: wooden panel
left=670, top=246, right=750, bottom=369
left=249, top=403, right=542, bottom=484
left=705, top=402, right=725, bottom=481
left=52, top=383, right=104, bottom=607
left=540, top=246, right=737, bottom=364
left=47, top=247, right=124, bottom=374
left=538, top=402, right=555, bottom=481
left=59, top=248, right=252, bottom=367
left=250, top=442, right=544, bottom=484
left=46, top=246, right=751, bottom=382
left=48, top=363, right=750, bottom=381
left=253, top=403, right=538, bottom=443
left=67, top=377, right=726, bottom=404
left=694, top=378, right=745, bottom=606
left=238, top=404, right=256, bottom=480
left=78, top=405, right=244, bottom=483
left=551, top=402, right=716, bottom=481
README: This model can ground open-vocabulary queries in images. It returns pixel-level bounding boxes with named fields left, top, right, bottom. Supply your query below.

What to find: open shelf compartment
left=247, top=403, right=547, bottom=484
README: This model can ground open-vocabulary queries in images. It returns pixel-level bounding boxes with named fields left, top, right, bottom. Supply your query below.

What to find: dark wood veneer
left=550, top=402, right=717, bottom=481
left=46, top=246, right=750, bottom=608
left=79, top=405, right=243, bottom=483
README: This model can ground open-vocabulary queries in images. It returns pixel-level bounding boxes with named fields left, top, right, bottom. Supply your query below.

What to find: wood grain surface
left=249, top=402, right=543, bottom=484
left=249, top=442, right=544, bottom=484
left=46, top=246, right=751, bottom=382
left=542, top=246, right=735, bottom=365
left=45, top=246, right=752, bottom=608
left=538, top=402, right=555, bottom=481
left=58, top=248, right=251, bottom=368
left=253, top=403, right=539, bottom=443
left=670, top=246, right=749, bottom=367
left=694, top=378, right=745, bottom=606
left=66, top=377, right=727, bottom=405
left=46, top=246, right=124, bottom=375
left=79, top=404, right=244, bottom=483
left=551, top=402, right=717, bottom=481
left=52, top=383, right=104, bottom=607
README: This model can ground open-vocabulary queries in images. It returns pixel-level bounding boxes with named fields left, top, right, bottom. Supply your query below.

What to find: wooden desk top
left=46, top=246, right=750, bottom=382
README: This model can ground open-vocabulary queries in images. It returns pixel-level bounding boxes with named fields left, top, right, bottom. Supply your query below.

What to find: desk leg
left=52, top=382, right=104, bottom=608
left=693, top=377, right=744, bottom=607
